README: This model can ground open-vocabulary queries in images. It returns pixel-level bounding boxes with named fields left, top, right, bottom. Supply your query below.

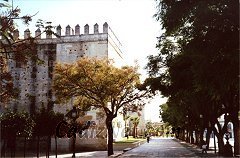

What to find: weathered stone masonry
left=8, top=22, right=123, bottom=114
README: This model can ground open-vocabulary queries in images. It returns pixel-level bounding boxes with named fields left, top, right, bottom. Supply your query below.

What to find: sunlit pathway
left=119, top=137, right=197, bottom=158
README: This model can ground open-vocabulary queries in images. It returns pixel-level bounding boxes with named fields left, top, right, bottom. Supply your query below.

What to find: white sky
left=10, top=0, right=167, bottom=122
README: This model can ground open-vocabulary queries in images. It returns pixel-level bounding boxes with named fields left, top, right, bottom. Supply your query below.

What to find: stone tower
left=7, top=22, right=123, bottom=114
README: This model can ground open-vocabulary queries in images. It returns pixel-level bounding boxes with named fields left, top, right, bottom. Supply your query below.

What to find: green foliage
left=33, top=106, right=64, bottom=136
left=53, top=57, right=149, bottom=156
left=145, top=121, right=154, bottom=133
left=114, top=136, right=144, bottom=144
left=146, top=2, right=238, bottom=153
left=130, top=116, right=140, bottom=137
left=145, top=0, right=238, bottom=128
left=130, top=116, right=140, bottom=126
left=53, top=57, right=148, bottom=118
left=0, top=61, right=19, bottom=102
left=0, top=4, right=37, bottom=61
left=160, top=103, right=186, bottom=127
left=0, top=109, right=35, bottom=138
left=0, top=4, right=56, bottom=104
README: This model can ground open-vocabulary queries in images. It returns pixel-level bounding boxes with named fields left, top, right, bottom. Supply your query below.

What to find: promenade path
left=37, top=137, right=218, bottom=157
left=119, top=137, right=198, bottom=158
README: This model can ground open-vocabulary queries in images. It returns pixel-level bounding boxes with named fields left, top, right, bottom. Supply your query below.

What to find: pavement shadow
left=173, top=138, right=218, bottom=157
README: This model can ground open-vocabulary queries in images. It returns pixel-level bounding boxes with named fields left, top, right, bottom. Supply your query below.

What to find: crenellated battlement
left=13, top=22, right=109, bottom=40
left=7, top=21, right=124, bottom=119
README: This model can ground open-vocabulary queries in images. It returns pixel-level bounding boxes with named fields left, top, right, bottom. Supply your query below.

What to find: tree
left=145, top=0, right=238, bottom=155
left=122, top=107, right=131, bottom=138
left=53, top=57, right=148, bottom=156
left=0, top=58, right=19, bottom=103
left=160, top=103, right=185, bottom=129
left=33, top=106, right=64, bottom=158
left=145, top=121, right=154, bottom=135
left=130, top=116, right=140, bottom=138
left=0, top=2, right=56, bottom=106
left=0, top=109, right=35, bottom=157
left=0, top=2, right=33, bottom=104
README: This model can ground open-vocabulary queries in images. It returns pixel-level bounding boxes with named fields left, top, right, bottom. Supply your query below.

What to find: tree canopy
left=53, top=57, right=148, bottom=156
left=0, top=2, right=56, bottom=105
left=0, top=109, right=35, bottom=139
left=145, top=0, right=239, bottom=155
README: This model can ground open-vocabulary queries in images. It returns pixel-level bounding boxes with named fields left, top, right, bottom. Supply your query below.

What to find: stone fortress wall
left=8, top=22, right=123, bottom=114
left=7, top=23, right=126, bottom=151
left=6, top=22, right=147, bottom=151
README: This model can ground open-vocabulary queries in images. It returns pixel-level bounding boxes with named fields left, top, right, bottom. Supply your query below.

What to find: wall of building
left=7, top=22, right=128, bottom=150
left=7, top=23, right=112, bottom=111
left=107, top=27, right=124, bottom=67
left=56, top=35, right=108, bottom=64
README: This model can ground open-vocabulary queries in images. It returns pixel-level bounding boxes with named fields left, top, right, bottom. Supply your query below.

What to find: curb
left=112, top=139, right=147, bottom=157
left=174, top=138, right=219, bottom=157
left=109, top=152, right=123, bottom=158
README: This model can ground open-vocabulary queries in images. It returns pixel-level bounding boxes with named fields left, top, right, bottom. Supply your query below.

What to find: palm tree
left=123, top=114, right=130, bottom=138
left=130, top=117, right=140, bottom=138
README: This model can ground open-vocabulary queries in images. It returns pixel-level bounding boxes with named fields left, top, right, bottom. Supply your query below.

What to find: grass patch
left=114, top=136, right=145, bottom=144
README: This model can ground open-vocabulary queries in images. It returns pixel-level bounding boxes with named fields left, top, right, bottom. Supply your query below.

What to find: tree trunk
left=24, top=136, right=26, bottom=157
left=106, top=116, right=114, bottom=156
left=9, top=135, right=16, bottom=157
left=37, top=136, right=40, bottom=158
left=55, top=135, right=57, bottom=158
left=199, top=129, right=204, bottom=148
left=206, top=127, right=211, bottom=149
left=190, top=130, right=194, bottom=144
left=213, top=131, right=217, bottom=154
left=46, top=135, right=51, bottom=158
left=136, top=126, right=138, bottom=137
left=133, top=125, right=136, bottom=138
left=195, top=130, right=199, bottom=145
left=215, top=115, right=229, bottom=155
left=187, top=129, right=190, bottom=143
left=232, top=114, right=239, bottom=156
left=124, top=120, right=127, bottom=137
left=1, top=139, right=6, bottom=157
left=181, top=128, right=185, bottom=141
left=213, top=124, right=225, bottom=155
left=217, top=133, right=225, bottom=155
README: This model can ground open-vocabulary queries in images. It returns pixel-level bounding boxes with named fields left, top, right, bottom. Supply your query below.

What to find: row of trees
left=145, top=121, right=169, bottom=137
left=0, top=108, right=64, bottom=157
left=144, top=0, right=239, bottom=156
left=123, top=108, right=142, bottom=138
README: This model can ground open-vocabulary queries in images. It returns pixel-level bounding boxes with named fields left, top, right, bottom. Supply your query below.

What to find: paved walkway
left=119, top=137, right=197, bottom=157
left=119, top=137, right=220, bottom=158
left=38, top=137, right=219, bottom=158
left=38, top=151, right=123, bottom=158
